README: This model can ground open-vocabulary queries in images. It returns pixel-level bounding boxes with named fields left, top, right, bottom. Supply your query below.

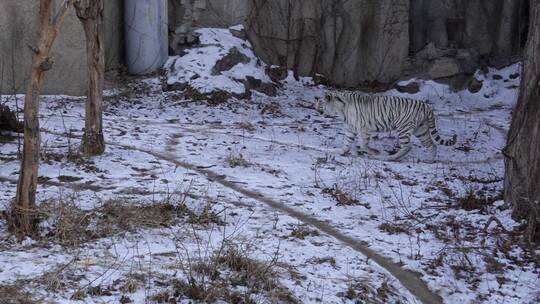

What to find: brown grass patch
left=322, top=184, right=363, bottom=206
left=34, top=196, right=223, bottom=246
left=151, top=244, right=297, bottom=303
left=338, top=279, right=398, bottom=304
left=457, top=189, right=502, bottom=212
left=378, top=222, right=411, bottom=235
left=290, top=224, right=320, bottom=240
left=0, top=284, right=36, bottom=304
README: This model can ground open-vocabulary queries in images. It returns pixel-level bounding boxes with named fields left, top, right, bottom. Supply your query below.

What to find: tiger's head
left=317, top=91, right=347, bottom=116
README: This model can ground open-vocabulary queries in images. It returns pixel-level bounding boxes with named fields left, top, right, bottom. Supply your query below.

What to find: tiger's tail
left=427, top=111, right=457, bottom=146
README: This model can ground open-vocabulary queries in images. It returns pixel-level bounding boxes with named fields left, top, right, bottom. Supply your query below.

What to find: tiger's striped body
left=321, top=91, right=457, bottom=161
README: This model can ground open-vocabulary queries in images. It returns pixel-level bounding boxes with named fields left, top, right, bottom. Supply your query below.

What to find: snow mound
left=165, top=26, right=276, bottom=97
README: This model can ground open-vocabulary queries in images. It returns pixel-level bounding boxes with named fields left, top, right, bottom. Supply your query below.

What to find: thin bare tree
left=12, top=0, right=75, bottom=236
left=504, top=0, right=540, bottom=244
left=74, top=0, right=105, bottom=155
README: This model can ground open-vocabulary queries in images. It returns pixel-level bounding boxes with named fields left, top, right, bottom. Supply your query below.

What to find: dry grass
left=308, top=256, right=337, bottom=268
left=30, top=196, right=223, bottom=246
left=290, top=224, right=320, bottom=240
left=0, top=284, right=36, bottom=304
left=338, top=279, right=397, bottom=304
left=378, top=222, right=412, bottom=235
left=321, top=184, right=362, bottom=206
left=226, top=152, right=251, bottom=168
left=151, top=244, right=297, bottom=303
left=457, top=188, right=502, bottom=213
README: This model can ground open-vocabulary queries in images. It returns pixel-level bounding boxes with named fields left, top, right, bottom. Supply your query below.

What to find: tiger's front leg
left=338, top=127, right=358, bottom=155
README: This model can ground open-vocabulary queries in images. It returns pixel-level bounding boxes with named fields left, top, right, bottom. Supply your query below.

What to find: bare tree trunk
left=504, top=0, right=540, bottom=243
left=75, top=0, right=105, bottom=155
left=12, top=0, right=74, bottom=236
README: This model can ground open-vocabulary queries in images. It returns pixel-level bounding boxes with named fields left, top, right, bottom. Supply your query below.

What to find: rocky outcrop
left=211, top=47, right=250, bottom=75
left=246, top=0, right=410, bottom=88
left=245, top=0, right=528, bottom=88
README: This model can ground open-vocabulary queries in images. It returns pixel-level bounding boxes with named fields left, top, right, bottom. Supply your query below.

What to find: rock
left=428, top=58, right=460, bottom=79
left=244, top=76, right=277, bottom=96
left=229, top=27, right=246, bottom=40
left=416, top=42, right=440, bottom=61
left=455, top=48, right=480, bottom=74
left=395, top=82, right=420, bottom=94
left=0, top=105, right=23, bottom=133
left=467, top=78, right=483, bottom=93
left=488, top=56, right=513, bottom=69
left=265, top=66, right=288, bottom=83
left=169, top=32, right=201, bottom=56
left=211, top=47, right=250, bottom=75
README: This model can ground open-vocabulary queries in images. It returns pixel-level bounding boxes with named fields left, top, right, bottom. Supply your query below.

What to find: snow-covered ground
left=0, top=27, right=538, bottom=303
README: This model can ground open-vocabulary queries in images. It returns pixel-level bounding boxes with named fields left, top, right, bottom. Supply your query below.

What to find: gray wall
left=0, top=0, right=246, bottom=96
left=0, top=0, right=123, bottom=96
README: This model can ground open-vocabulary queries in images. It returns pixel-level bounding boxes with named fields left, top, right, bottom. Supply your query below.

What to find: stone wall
left=246, top=0, right=528, bottom=88
left=0, top=0, right=123, bottom=96
left=246, top=0, right=410, bottom=88
left=200, top=0, right=248, bottom=27
left=409, top=0, right=527, bottom=65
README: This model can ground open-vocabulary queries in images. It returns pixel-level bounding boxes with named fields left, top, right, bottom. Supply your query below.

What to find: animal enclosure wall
left=0, top=0, right=123, bottom=96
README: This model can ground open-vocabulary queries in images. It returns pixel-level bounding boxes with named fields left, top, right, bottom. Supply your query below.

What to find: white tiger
left=318, top=91, right=457, bottom=162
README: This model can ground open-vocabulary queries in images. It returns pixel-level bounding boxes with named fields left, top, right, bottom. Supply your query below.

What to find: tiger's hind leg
left=385, top=129, right=413, bottom=161
left=357, top=130, right=380, bottom=156
left=414, top=123, right=437, bottom=163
